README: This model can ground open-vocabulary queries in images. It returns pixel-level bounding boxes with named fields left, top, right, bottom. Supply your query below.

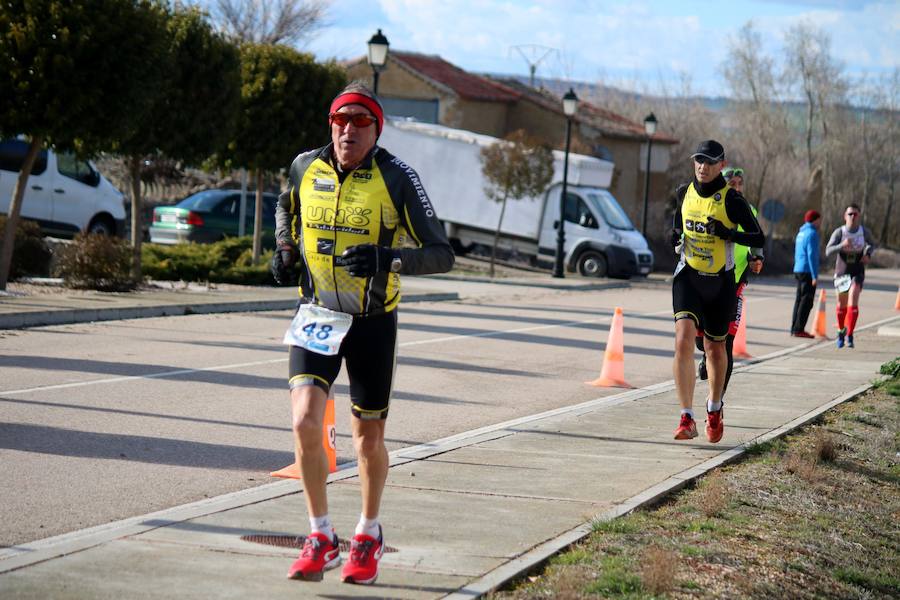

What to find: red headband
left=329, top=92, right=384, bottom=134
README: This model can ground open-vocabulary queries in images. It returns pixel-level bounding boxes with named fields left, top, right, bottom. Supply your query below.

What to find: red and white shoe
left=287, top=532, right=340, bottom=581
left=706, top=405, right=724, bottom=443
left=341, top=526, right=384, bottom=585
left=673, top=413, right=698, bottom=440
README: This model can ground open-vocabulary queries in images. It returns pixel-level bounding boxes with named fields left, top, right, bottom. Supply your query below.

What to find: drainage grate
left=240, top=534, right=398, bottom=553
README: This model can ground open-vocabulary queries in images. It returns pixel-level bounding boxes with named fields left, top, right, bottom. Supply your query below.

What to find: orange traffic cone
left=271, top=393, right=337, bottom=479
left=732, top=302, right=752, bottom=359
left=813, top=289, right=828, bottom=337
left=586, top=307, right=632, bottom=388
left=894, top=285, right=900, bottom=311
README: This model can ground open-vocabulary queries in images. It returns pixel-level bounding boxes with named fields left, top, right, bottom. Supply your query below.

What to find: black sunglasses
left=329, top=112, right=377, bottom=128
left=694, top=156, right=720, bottom=165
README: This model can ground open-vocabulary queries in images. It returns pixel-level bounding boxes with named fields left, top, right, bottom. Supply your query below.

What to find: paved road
left=2, top=270, right=898, bottom=549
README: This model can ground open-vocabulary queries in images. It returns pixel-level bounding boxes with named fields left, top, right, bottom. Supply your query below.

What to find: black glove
left=341, top=244, right=394, bottom=277
left=705, top=218, right=734, bottom=240
left=271, top=243, right=299, bottom=286
left=669, top=228, right=683, bottom=248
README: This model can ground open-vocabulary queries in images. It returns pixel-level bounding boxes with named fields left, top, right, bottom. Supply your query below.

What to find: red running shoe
left=706, top=406, right=724, bottom=443
left=341, top=526, right=384, bottom=585
left=287, top=532, right=340, bottom=581
left=673, top=413, right=698, bottom=440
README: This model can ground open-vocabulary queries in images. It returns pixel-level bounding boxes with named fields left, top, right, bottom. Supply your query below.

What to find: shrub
left=56, top=233, right=135, bottom=291
left=142, top=237, right=274, bottom=285
left=0, top=216, right=52, bottom=278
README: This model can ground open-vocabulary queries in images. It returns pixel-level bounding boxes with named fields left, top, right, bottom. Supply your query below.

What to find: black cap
left=691, top=140, right=725, bottom=162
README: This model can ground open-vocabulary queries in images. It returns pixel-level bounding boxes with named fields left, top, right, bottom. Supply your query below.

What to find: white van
left=0, top=139, right=126, bottom=237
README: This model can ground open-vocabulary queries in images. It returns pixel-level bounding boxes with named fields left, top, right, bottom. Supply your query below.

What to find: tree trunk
left=881, top=132, right=896, bottom=243
left=490, top=194, right=509, bottom=278
left=804, top=90, right=815, bottom=172
left=0, top=135, right=43, bottom=290
left=861, top=112, right=871, bottom=216
left=252, top=169, right=263, bottom=265
left=130, top=156, right=143, bottom=282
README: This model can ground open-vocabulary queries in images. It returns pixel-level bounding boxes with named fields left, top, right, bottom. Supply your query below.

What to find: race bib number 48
left=283, top=304, right=353, bottom=355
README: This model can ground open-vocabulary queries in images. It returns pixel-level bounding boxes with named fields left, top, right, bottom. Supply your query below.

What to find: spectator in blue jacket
left=790, top=210, right=821, bottom=337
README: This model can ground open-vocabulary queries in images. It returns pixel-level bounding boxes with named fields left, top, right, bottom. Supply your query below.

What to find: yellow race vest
left=681, top=183, right=735, bottom=273
left=293, top=157, right=406, bottom=314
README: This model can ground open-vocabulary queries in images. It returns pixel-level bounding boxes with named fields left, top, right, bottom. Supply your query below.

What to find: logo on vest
left=714, top=193, right=722, bottom=201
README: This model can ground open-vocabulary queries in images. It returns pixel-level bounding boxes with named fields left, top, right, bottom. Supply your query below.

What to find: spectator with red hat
left=790, top=209, right=821, bottom=337
left=273, top=81, right=454, bottom=585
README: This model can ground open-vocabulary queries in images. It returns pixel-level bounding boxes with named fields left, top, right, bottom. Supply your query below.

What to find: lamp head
left=562, top=88, right=578, bottom=117
left=367, top=29, right=389, bottom=69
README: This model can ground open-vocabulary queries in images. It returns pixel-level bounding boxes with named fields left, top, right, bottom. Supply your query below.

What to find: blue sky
left=292, top=0, right=898, bottom=97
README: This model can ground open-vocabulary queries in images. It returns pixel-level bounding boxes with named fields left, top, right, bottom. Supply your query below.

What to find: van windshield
left=586, top=190, right=635, bottom=230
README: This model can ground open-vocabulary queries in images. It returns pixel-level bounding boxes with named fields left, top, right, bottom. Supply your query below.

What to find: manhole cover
left=240, top=534, right=398, bottom=553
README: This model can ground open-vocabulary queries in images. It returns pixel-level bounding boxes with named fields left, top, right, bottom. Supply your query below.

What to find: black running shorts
left=672, top=267, right=737, bottom=341
left=288, top=308, right=398, bottom=420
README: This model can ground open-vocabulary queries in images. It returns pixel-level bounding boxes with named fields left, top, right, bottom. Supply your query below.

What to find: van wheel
left=87, top=216, right=115, bottom=236
left=577, top=250, right=607, bottom=277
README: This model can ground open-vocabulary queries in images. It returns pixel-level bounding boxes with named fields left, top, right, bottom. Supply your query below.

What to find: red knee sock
left=846, top=307, right=859, bottom=336
left=837, top=306, right=847, bottom=330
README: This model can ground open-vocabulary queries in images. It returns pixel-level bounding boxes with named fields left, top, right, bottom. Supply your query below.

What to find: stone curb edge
left=0, top=292, right=459, bottom=330
left=443, top=381, right=878, bottom=599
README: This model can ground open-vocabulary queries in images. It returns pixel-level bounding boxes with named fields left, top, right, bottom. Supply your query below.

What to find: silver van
left=0, top=139, right=126, bottom=237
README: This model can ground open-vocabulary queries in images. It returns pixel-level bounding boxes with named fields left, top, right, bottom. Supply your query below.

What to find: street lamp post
left=367, top=29, right=389, bottom=95
left=641, top=112, right=657, bottom=238
left=553, top=88, right=579, bottom=278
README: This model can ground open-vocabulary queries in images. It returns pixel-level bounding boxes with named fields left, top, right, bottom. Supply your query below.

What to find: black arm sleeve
left=394, top=164, right=455, bottom=276
left=275, top=150, right=317, bottom=248
left=671, top=184, right=688, bottom=231
left=724, top=189, right=765, bottom=248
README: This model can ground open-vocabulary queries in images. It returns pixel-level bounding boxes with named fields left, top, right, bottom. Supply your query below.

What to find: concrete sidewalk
left=2, top=321, right=897, bottom=599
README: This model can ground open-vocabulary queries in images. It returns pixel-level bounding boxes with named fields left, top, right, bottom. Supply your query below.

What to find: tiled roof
left=492, top=77, right=678, bottom=144
left=389, top=51, right=521, bottom=103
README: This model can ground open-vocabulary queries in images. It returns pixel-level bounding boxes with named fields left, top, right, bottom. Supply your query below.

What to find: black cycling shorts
left=673, top=267, right=737, bottom=341
left=288, top=308, right=398, bottom=420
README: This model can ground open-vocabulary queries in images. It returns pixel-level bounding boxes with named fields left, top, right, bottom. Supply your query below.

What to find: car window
left=563, top=193, right=596, bottom=228
left=262, top=195, right=277, bottom=220
left=56, top=152, right=99, bottom=186
left=177, top=190, right=228, bottom=212
left=214, top=194, right=239, bottom=216
left=0, top=139, right=48, bottom=175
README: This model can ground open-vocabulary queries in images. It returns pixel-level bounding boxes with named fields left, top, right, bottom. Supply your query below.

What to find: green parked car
left=149, top=189, right=278, bottom=247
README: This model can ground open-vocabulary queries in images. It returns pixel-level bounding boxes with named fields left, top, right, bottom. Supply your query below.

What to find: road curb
left=0, top=292, right=459, bottom=330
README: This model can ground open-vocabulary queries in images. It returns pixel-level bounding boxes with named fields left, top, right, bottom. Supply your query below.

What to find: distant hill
left=484, top=73, right=732, bottom=112
left=484, top=73, right=880, bottom=121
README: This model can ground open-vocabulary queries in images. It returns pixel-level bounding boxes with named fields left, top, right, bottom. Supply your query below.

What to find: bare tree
left=212, top=0, right=329, bottom=46
left=721, top=22, right=793, bottom=206
left=480, top=130, right=553, bottom=278
left=784, top=23, right=847, bottom=224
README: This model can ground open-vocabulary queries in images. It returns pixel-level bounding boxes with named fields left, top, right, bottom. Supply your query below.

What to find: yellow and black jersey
left=275, top=143, right=454, bottom=316
left=672, top=175, right=764, bottom=277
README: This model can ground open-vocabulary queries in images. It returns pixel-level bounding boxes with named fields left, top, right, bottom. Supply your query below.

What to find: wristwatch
left=390, top=256, right=402, bottom=273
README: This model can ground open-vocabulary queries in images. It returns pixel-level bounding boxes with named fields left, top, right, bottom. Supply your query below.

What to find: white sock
left=707, top=399, right=722, bottom=412
left=309, top=515, right=334, bottom=540
left=355, top=514, right=380, bottom=539
left=681, top=408, right=694, bottom=419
